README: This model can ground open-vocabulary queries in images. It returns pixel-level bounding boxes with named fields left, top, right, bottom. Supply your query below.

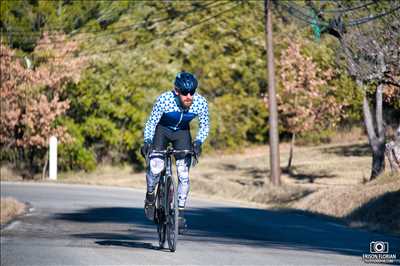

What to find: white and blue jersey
left=144, top=90, right=209, bottom=144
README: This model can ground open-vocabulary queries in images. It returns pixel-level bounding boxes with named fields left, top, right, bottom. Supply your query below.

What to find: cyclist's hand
left=192, top=140, right=202, bottom=158
left=140, top=141, right=152, bottom=158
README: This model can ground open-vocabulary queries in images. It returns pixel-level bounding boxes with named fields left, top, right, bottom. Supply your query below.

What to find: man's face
left=176, top=89, right=193, bottom=108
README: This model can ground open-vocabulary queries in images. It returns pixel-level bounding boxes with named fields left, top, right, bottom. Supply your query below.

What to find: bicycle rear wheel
left=166, top=175, right=178, bottom=252
left=156, top=185, right=166, bottom=248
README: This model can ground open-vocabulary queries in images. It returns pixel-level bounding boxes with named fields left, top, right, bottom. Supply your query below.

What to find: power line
left=77, top=2, right=242, bottom=58
left=314, top=1, right=377, bottom=14
left=1, top=1, right=233, bottom=47
left=279, top=1, right=400, bottom=30
left=80, top=1, right=230, bottom=36
left=2, top=1, right=227, bottom=36
left=0, top=1, right=124, bottom=34
left=347, top=5, right=400, bottom=26
left=6, top=2, right=242, bottom=60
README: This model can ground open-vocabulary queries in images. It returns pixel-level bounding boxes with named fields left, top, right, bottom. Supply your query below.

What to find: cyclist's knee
left=149, top=156, right=164, bottom=175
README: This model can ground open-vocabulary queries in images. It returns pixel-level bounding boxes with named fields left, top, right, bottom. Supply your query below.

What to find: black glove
left=140, top=141, right=152, bottom=158
left=193, top=140, right=202, bottom=158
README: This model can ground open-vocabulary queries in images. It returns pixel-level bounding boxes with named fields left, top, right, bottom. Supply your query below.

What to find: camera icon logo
left=370, top=241, right=389, bottom=254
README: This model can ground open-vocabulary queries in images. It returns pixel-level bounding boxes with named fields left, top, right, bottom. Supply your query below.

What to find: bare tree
left=298, top=1, right=400, bottom=179
left=337, top=6, right=399, bottom=179
left=385, top=126, right=400, bottom=174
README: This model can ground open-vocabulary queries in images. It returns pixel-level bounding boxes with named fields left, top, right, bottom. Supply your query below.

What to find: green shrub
left=208, top=94, right=268, bottom=149
left=62, top=60, right=149, bottom=168
left=58, top=118, right=96, bottom=172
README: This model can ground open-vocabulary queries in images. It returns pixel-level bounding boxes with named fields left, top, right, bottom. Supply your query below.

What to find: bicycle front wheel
left=166, top=175, right=178, bottom=252
left=156, top=186, right=166, bottom=249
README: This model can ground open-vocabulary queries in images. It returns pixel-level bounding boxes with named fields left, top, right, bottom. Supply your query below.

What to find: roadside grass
left=346, top=183, right=400, bottom=235
left=57, top=165, right=146, bottom=188
left=1, top=136, right=399, bottom=235
left=1, top=197, right=26, bottom=225
left=1, top=164, right=146, bottom=188
left=0, top=166, right=23, bottom=181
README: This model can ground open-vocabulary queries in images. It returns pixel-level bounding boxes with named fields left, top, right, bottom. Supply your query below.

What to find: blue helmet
left=174, top=71, right=198, bottom=95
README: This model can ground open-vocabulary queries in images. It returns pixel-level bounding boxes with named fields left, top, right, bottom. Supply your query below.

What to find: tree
left=0, top=32, right=86, bottom=175
left=331, top=5, right=400, bottom=179
left=278, top=41, right=344, bottom=169
left=385, top=126, right=400, bottom=174
left=280, top=0, right=400, bottom=179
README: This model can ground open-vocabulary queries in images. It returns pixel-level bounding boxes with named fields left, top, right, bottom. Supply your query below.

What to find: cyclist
left=141, top=71, right=209, bottom=228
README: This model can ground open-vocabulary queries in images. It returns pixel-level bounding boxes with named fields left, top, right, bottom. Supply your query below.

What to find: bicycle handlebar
left=150, top=148, right=194, bottom=155
left=146, top=148, right=198, bottom=167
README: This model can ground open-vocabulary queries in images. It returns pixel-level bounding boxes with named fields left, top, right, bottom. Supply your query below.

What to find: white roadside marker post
left=49, top=136, right=57, bottom=180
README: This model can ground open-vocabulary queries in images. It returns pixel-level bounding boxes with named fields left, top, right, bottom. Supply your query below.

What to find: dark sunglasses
left=178, top=89, right=195, bottom=96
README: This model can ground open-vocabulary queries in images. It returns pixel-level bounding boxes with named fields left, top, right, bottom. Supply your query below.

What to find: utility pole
left=264, top=0, right=281, bottom=185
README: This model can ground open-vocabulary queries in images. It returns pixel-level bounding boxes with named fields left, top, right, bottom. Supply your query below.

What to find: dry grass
left=328, top=127, right=366, bottom=144
left=346, top=177, right=400, bottom=235
left=1, top=197, right=26, bottom=225
left=0, top=166, right=23, bottom=181
left=189, top=141, right=373, bottom=204
left=57, top=165, right=146, bottom=188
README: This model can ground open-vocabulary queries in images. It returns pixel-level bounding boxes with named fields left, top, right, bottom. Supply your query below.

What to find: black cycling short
left=153, top=125, right=192, bottom=160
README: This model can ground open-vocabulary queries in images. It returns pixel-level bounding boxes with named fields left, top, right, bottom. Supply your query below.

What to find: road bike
left=146, top=147, right=196, bottom=252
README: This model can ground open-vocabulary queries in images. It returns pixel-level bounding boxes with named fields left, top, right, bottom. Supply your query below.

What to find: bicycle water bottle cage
left=149, top=153, right=165, bottom=175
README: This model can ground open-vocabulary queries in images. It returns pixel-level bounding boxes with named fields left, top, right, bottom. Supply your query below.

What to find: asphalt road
left=1, top=181, right=399, bottom=266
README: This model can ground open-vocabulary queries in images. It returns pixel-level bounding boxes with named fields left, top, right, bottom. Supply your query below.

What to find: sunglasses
left=178, top=89, right=195, bottom=96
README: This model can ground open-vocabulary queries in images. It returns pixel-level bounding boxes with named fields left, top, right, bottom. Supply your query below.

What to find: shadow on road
left=54, top=207, right=159, bottom=251
left=96, top=240, right=157, bottom=250
left=182, top=207, right=400, bottom=258
left=54, top=205, right=400, bottom=257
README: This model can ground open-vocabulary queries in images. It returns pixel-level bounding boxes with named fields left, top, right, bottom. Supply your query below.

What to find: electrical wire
left=6, top=2, right=242, bottom=60
left=279, top=1, right=400, bottom=29
left=347, top=5, right=400, bottom=26
left=314, top=1, right=377, bottom=14
left=78, top=2, right=242, bottom=58
left=2, top=1, right=228, bottom=36
left=1, top=1, right=233, bottom=48
left=3, top=0, right=398, bottom=60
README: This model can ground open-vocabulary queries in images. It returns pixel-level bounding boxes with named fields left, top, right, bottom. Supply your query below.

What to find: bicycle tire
left=156, top=185, right=166, bottom=248
left=166, top=175, right=178, bottom=252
